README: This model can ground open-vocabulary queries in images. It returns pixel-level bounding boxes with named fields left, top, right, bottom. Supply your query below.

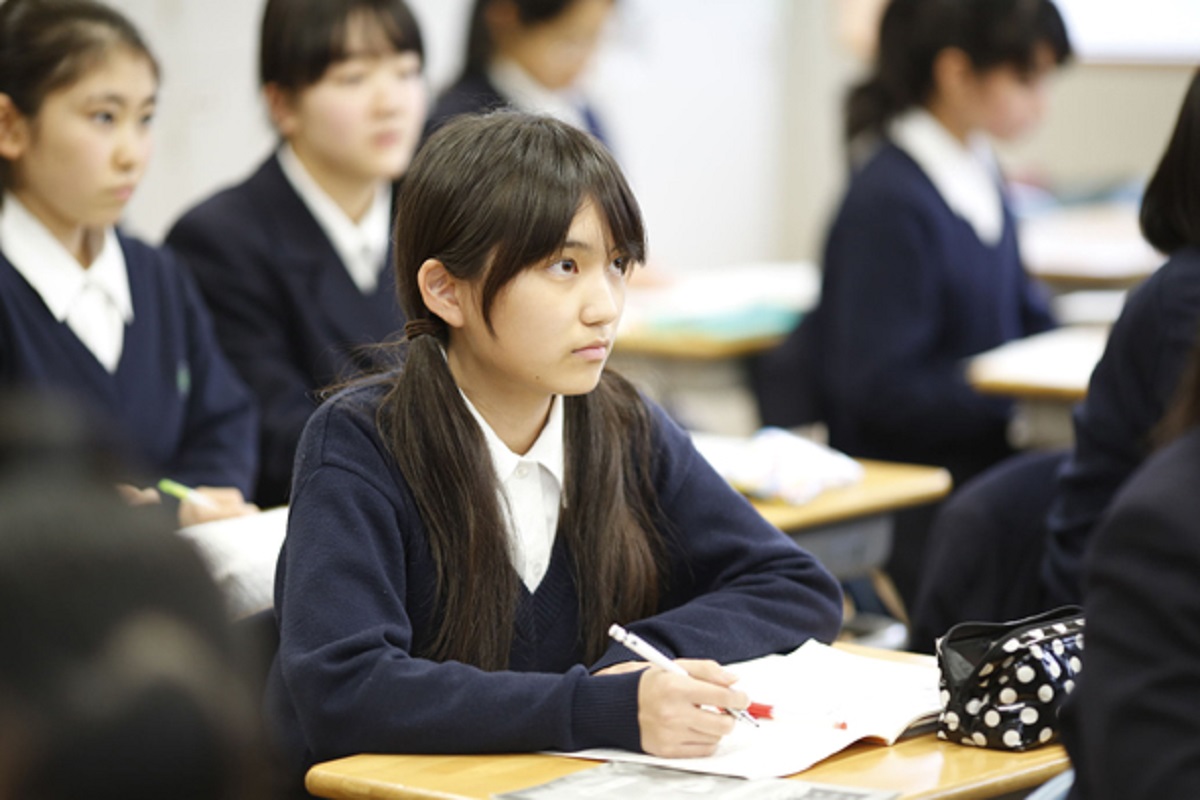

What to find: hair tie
left=404, top=318, right=441, bottom=342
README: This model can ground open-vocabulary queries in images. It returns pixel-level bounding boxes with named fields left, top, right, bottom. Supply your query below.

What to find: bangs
left=476, top=123, right=646, bottom=327
left=260, top=0, right=423, bottom=90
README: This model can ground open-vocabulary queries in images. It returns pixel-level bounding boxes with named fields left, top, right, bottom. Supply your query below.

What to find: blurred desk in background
left=969, top=326, right=1110, bottom=449
left=1021, top=202, right=1165, bottom=290
left=614, top=262, right=818, bottom=435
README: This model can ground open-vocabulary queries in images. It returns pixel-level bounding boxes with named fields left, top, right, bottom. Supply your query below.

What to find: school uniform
left=1041, top=246, right=1200, bottom=606
left=0, top=198, right=257, bottom=493
left=806, top=111, right=1055, bottom=480
left=265, top=379, right=843, bottom=778
left=165, top=150, right=404, bottom=507
left=1060, top=426, right=1200, bottom=799
left=425, top=59, right=609, bottom=145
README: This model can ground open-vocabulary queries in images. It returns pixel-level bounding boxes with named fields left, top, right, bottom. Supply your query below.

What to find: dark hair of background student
left=845, top=0, right=1072, bottom=143
left=1139, top=69, right=1200, bottom=256
left=380, top=111, right=660, bottom=670
left=259, top=0, right=424, bottom=92
left=461, top=0, right=585, bottom=77
left=0, top=0, right=158, bottom=194
left=0, top=475, right=263, bottom=800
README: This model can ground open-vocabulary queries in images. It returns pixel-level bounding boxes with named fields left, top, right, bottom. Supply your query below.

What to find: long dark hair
left=382, top=112, right=662, bottom=670
left=846, top=0, right=1071, bottom=143
left=259, top=0, right=423, bottom=92
left=1140, top=69, right=1200, bottom=255
left=0, top=0, right=158, bottom=193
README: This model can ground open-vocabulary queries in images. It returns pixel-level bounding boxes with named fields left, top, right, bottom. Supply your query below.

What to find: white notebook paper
left=557, top=641, right=941, bottom=780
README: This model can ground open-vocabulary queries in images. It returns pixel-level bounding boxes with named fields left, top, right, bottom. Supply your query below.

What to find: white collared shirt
left=889, top=109, right=1005, bottom=246
left=488, top=57, right=591, bottom=134
left=0, top=193, right=132, bottom=373
left=277, top=144, right=391, bottom=294
left=461, top=392, right=565, bottom=592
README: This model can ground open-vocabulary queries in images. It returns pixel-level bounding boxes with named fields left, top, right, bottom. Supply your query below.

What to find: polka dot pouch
left=935, top=605, right=1084, bottom=751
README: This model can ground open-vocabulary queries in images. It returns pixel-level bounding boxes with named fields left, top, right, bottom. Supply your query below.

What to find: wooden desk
left=968, top=326, right=1109, bottom=449
left=306, top=645, right=1067, bottom=800
left=1021, top=202, right=1165, bottom=290
left=612, top=262, right=818, bottom=436
left=755, top=459, right=951, bottom=582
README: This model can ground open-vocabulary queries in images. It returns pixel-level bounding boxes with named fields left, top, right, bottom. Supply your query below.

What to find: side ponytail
left=379, top=333, right=519, bottom=669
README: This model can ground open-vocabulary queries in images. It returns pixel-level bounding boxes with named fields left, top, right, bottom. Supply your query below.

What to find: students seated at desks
left=266, top=113, right=842, bottom=786
left=755, top=0, right=1070, bottom=609
left=0, top=0, right=256, bottom=525
left=165, top=0, right=426, bottom=507
left=424, top=0, right=613, bottom=143
left=1058, top=329, right=1200, bottom=799
left=910, top=68, right=1200, bottom=652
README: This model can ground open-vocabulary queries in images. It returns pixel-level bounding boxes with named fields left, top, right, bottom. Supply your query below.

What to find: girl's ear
left=0, top=94, right=30, bottom=161
left=263, top=83, right=299, bottom=138
left=931, top=47, right=974, bottom=102
left=417, top=259, right=468, bottom=328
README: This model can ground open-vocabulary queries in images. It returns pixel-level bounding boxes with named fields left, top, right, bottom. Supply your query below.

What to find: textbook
left=495, top=762, right=899, bottom=800
left=557, top=640, right=941, bottom=780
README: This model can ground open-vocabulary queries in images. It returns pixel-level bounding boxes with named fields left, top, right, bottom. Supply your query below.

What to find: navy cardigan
left=805, top=142, right=1054, bottom=478
left=1061, top=426, right=1200, bottom=799
left=265, top=379, right=842, bottom=778
left=1041, top=246, right=1200, bottom=605
left=0, top=232, right=257, bottom=492
left=165, top=154, right=405, bottom=507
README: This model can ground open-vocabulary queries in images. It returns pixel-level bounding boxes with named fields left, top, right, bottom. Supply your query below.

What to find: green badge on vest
left=177, top=362, right=191, bottom=397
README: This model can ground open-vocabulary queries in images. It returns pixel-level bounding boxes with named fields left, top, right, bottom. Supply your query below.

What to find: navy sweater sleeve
left=1041, top=249, right=1200, bottom=605
left=822, top=189, right=1013, bottom=449
left=269, top=386, right=841, bottom=770
left=130, top=240, right=258, bottom=494
left=1061, top=429, right=1200, bottom=799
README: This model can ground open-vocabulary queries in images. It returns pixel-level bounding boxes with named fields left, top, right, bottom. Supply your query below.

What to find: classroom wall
left=117, top=1, right=1193, bottom=269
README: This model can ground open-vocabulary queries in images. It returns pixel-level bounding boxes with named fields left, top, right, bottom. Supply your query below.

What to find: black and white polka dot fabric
left=935, top=606, right=1084, bottom=751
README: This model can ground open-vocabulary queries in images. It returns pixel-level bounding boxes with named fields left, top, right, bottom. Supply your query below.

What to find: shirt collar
left=889, top=108, right=1005, bottom=246
left=460, top=391, right=566, bottom=488
left=277, top=143, right=391, bottom=293
left=487, top=57, right=590, bottom=133
left=0, top=193, right=132, bottom=323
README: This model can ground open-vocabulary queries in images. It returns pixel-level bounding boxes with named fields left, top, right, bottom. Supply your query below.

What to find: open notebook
left=557, top=641, right=941, bottom=780
left=176, top=506, right=287, bottom=618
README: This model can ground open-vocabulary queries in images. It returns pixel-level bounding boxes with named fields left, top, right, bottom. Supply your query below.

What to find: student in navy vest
left=757, top=0, right=1071, bottom=609
left=425, top=0, right=613, bottom=145
left=0, top=0, right=257, bottom=526
left=166, top=0, right=426, bottom=507
left=266, top=113, right=842, bottom=788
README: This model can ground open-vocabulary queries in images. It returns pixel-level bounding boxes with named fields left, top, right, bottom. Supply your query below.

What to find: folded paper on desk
left=176, top=506, right=287, bottom=619
left=557, top=641, right=940, bottom=780
left=494, top=762, right=899, bottom=800
left=692, top=428, right=864, bottom=505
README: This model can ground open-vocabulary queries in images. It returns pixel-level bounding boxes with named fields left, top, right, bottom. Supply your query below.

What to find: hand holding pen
left=604, top=623, right=763, bottom=758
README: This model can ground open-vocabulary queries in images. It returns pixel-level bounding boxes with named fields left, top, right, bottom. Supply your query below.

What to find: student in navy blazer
left=0, top=0, right=256, bottom=525
left=166, top=0, right=427, bottom=507
left=425, top=0, right=613, bottom=144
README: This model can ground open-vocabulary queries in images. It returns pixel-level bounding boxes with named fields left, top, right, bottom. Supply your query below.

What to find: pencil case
left=935, top=606, right=1084, bottom=751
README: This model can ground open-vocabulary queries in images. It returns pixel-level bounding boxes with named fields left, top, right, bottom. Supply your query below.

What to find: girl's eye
left=547, top=259, right=578, bottom=276
left=334, top=70, right=367, bottom=86
left=91, top=111, right=116, bottom=125
left=609, top=256, right=630, bottom=276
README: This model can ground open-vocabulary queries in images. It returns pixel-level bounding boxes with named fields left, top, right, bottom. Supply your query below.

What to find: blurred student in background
left=911, top=68, right=1200, bottom=651
left=166, top=0, right=426, bottom=507
left=425, top=0, right=614, bottom=144
left=0, top=0, right=257, bottom=525
left=758, top=0, right=1070, bottom=611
